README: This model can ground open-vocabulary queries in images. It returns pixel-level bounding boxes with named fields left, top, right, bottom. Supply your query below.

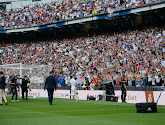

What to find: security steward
left=120, top=75, right=127, bottom=103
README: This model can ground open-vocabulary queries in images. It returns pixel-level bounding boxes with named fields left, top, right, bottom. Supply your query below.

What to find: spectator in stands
left=90, top=80, right=96, bottom=90
left=116, top=72, right=121, bottom=86
left=155, top=71, right=161, bottom=86
left=65, top=75, right=70, bottom=86
left=93, top=75, right=99, bottom=87
left=148, top=72, right=152, bottom=86
left=0, top=0, right=164, bottom=30
left=0, top=26, right=165, bottom=89
left=142, top=74, right=148, bottom=86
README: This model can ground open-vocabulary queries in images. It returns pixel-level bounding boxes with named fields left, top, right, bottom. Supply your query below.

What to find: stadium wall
left=27, top=89, right=165, bottom=105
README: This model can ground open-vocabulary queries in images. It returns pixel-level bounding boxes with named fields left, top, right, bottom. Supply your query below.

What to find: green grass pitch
left=0, top=96, right=165, bottom=125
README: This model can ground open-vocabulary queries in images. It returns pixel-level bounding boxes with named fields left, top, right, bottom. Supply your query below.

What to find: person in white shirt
left=90, top=80, right=96, bottom=90
left=66, top=75, right=79, bottom=102
left=161, top=58, right=165, bottom=67
left=65, top=75, right=70, bottom=86
left=148, top=72, right=152, bottom=86
left=155, top=72, right=160, bottom=86
left=152, top=76, right=156, bottom=86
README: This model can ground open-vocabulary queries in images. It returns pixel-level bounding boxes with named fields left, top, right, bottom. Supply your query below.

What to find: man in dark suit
left=0, top=71, right=8, bottom=105
left=21, top=76, right=30, bottom=100
left=44, top=71, right=57, bottom=105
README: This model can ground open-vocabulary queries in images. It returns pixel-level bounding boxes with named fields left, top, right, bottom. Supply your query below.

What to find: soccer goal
left=0, top=63, right=52, bottom=96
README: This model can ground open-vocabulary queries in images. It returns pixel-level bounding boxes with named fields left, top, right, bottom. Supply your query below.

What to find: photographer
left=9, top=74, right=19, bottom=102
left=21, top=76, right=30, bottom=100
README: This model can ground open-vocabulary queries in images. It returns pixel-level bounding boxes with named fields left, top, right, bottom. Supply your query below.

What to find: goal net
left=0, top=63, right=52, bottom=95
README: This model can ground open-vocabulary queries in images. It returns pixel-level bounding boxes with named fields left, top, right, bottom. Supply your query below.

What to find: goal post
left=0, top=63, right=52, bottom=97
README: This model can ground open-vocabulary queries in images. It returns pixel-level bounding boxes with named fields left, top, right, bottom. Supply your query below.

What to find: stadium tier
left=0, top=0, right=165, bottom=31
left=0, top=26, right=165, bottom=88
left=0, top=2, right=165, bottom=125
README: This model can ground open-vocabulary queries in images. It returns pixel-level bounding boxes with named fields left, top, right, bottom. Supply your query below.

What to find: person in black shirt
left=9, top=74, right=18, bottom=102
left=120, top=75, right=127, bottom=103
left=21, top=76, right=30, bottom=100
left=98, top=82, right=104, bottom=90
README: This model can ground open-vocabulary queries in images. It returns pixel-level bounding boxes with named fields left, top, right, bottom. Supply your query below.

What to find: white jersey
left=90, top=83, right=95, bottom=90
left=70, top=78, right=77, bottom=90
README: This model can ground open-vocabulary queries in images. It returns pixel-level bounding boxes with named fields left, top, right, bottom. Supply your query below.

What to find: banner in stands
left=28, top=89, right=165, bottom=105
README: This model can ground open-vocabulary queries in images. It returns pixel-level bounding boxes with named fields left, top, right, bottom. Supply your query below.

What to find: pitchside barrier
left=26, top=89, right=165, bottom=105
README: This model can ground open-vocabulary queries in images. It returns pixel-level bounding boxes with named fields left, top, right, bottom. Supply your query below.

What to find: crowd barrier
left=28, top=89, right=165, bottom=105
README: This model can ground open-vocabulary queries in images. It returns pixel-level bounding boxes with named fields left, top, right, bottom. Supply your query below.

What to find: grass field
left=0, top=96, right=165, bottom=125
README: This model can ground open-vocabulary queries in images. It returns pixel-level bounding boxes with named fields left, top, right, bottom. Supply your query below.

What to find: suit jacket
left=44, top=75, right=56, bottom=89
left=0, top=75, right=6, bottom=89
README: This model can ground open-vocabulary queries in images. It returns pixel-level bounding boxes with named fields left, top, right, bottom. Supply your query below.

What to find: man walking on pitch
left=0, top=71, right=8, bottom=105
left=66, top=75, right=79, bottom=102
left=44, top=71, right=57, bottom=105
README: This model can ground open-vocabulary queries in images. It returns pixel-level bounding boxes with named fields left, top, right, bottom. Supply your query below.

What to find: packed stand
left=0, top=26, right=165, bottom=89
left=0, top=0, right=165, bottom=29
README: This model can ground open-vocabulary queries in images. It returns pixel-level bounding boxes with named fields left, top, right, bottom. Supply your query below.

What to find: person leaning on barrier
left=21, top=76, right=30, bottom=100
left=0, top=71, right=8, bottom=105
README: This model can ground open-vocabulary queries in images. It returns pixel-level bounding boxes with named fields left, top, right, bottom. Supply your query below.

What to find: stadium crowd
left=0, top=0, right=165, bottom=29
left=0, top=26, right=165, bottom=88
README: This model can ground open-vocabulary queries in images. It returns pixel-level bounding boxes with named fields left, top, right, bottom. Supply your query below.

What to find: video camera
left=10, top=76, right=20, bottom=87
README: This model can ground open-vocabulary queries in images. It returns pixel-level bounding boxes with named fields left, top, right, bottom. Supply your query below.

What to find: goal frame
left=0, top=63, right=52, bottom=97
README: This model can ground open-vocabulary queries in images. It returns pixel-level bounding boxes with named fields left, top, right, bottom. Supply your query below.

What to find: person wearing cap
left=0, top=71, right=8, bottom=105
